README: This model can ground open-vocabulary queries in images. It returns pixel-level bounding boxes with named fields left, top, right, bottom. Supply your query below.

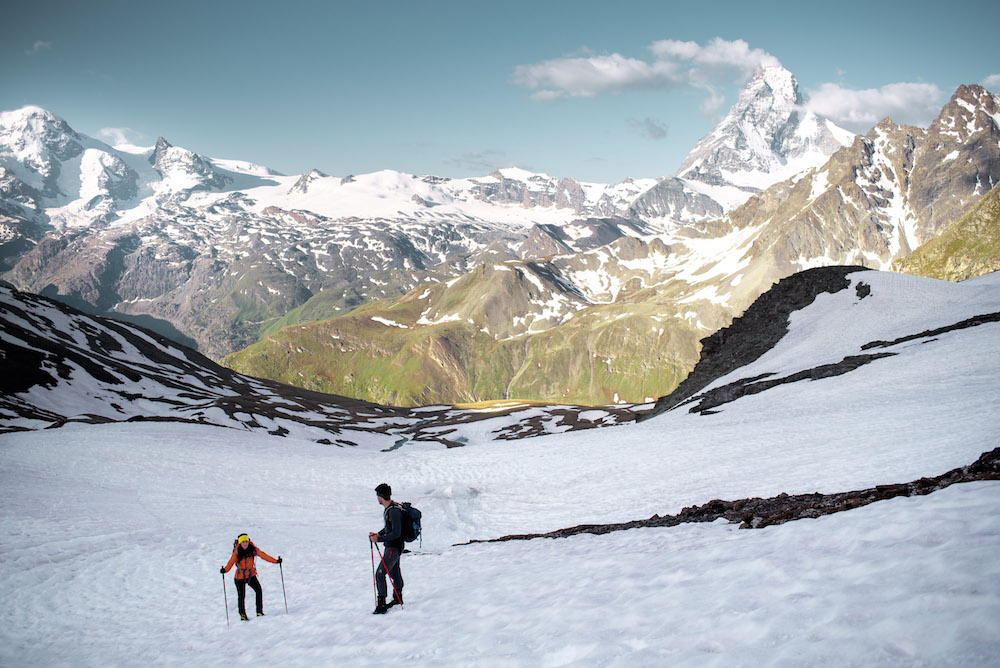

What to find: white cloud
left=97, top=127, right=142, bottom=147
left=650, top=38, right=781, bottom=85
left=802, top=82, right=944, bottom=132
left=983, top=74, right=1000, bottom=91
left=511, top=53, right=684, bottom=100
left=512, top=38, right=779, bottom=105
left=512, top=36, right=948, bottom=134
left=25, top=41, right=52, bottom=56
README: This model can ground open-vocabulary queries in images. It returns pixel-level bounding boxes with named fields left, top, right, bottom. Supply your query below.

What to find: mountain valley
left=2, top=70, right=999, bottom=406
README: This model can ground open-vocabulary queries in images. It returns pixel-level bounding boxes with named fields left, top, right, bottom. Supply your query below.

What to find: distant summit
left=677, top=64, right=855, bottom=194
left=2, top=77, right=998, bottom=399
left=629, top=65, right=855, bottom=222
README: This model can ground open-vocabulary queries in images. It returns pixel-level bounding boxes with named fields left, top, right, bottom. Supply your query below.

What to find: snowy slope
left=244, top=168, right=661, bottom=230
left=1, top=268, right=999, bottom=665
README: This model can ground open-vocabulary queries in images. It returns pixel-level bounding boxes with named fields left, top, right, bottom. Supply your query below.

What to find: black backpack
left=397, top=502, right=422, bottom=545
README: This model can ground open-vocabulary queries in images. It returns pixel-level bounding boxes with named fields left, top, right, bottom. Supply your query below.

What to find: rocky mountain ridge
left=0, top=68, right=851, bottom=360
left=662, top=83, right=1000, bottom=321
left=2, top=79, right=998, bottom=405
left=0, top=280, right=635, bottom=444
left=892, top=180, right=1000, bottom=280
left=223, top=235, right=711, bottom=406
left=222, top=85, right=1000, bottom=405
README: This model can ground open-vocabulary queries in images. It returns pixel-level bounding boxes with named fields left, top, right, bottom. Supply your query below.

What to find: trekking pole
left=279, top=561, right=288, bottom=614
left=370, top=542, right=378, bottom=606
left=222, top=572, right=230, bottom=626
left=374, top=542, right=403, bottom=607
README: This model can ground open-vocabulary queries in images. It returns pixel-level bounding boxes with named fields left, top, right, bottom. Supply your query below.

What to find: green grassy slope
left=892, top=182, right=1000, bottom=281
left=222, top=263, right=709, bottom=407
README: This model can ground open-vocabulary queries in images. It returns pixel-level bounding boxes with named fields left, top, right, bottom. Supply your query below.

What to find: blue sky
left=3, top=0, right=998, bottom=183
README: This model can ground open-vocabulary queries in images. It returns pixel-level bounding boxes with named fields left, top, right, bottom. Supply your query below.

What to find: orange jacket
left=223, top=542, right=277, bottom=580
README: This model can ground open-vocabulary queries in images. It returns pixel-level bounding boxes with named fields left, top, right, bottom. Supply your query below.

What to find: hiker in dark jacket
left=221, top=533, right=281, bottom=621
left=369, top=483, right=404, bottom=614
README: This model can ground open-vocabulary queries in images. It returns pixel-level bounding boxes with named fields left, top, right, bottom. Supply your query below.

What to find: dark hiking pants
left=376, top=546, right=404, bottom=600
left=235, top=576, right=263, bottom=616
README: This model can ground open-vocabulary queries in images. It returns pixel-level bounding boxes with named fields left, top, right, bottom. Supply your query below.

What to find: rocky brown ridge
left=4, top=85, right=999, bottom=406
left=460, top=447, right=1000, bottom=545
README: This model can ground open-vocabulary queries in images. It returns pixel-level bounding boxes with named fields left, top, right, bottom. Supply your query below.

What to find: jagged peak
left=149, top=137, right=173, bottom=168
left=746, top=63, right=800, bottom=105
left=153, top=136, right=173, bottom=150
left=928, top=84, right=1000, bottom=139
left=939, top=84, right=1000, bottom=119
left=872, top=117, right=900, bottom=133
left=676, top=64, right=851, bottom=191
left=951, top=83, right=991, bottom=103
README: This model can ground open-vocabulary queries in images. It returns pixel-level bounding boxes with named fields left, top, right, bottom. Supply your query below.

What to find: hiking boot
left=257, top=612, right=265, bottom=617
left=373, top=595, right=389, bottom=615
left=240, top=613, right=249, bottom=621
left=387, top=592, right=403, bottom=608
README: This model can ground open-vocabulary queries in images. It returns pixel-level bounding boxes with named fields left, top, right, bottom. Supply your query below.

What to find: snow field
left=2, top=347, right=999, bottom=667
left=2, top=269, right=999, bottom=665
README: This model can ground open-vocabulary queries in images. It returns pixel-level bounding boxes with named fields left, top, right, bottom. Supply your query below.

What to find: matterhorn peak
left=675, top=64, right=853, bottom=197
left=747, top=63, right=801, bottom=106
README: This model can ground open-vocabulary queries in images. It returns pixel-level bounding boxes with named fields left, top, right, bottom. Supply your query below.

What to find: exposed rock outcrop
left=640, top=266, right=865, bottom=420
left=461, top=448, right=1000, bottom=544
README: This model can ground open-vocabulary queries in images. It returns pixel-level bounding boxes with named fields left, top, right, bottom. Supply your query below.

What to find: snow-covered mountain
left=628, top=64, right=856, bottom=222
left=2, top=266, right=998, bottom=664
left=713, top=84, right=1000, bottom=280
left=0, top=106, right=659, bottom=234
left=222, top=82, right=1000, bottom=407
left=0, top=68, right=851, bottom=242
left=0, top=106, right=674, bottom=357
left=1, top=77, right=997, bottom=387
left=677, top=64, right=856, bottom=196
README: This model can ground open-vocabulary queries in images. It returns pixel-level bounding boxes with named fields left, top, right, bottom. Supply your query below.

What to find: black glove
left=220, top=567, right=225, bottom=574
left=277, top=557, right=282, bottom=564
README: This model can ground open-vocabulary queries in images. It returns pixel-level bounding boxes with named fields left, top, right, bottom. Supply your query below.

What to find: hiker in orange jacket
left=221, top=533, right=281, bottom=621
